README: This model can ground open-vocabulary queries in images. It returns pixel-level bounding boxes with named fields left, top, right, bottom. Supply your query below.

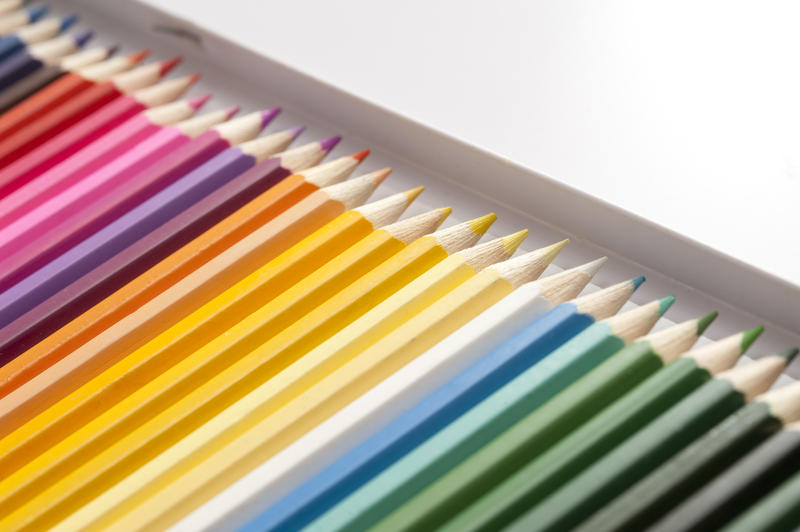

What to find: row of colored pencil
left=0, top=5, right=798, bottom=532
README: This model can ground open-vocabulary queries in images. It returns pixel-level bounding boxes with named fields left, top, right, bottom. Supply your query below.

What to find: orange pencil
left=0, top=56, right=179, bottom=181
left=0, top=169, right=386, bottom=438
left=0, top=151, right=368, bottom=401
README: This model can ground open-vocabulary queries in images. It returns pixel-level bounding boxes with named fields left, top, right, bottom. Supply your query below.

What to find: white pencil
left=171, top=257, right=612, bottom=532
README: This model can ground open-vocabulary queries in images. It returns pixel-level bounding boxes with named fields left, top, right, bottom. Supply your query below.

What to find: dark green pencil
left=579, top=363, right=800, bottom=532
left=506, top=353, right=790, bottom=532
left=723, top=466, right=800, bottom=532
left=439, top=326, right=759, bottom=532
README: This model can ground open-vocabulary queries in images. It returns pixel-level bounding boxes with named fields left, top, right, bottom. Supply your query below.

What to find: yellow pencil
left=0, top=212, right=492, bottom=530
left=0, top=181, right=419, bottom=517
left=0, top=204, right=445, bottom=524
left=50, top=236, right=567, bottom=532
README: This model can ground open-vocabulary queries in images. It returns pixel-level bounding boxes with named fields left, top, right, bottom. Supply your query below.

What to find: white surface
left=141, top=0, right=800, bottom=284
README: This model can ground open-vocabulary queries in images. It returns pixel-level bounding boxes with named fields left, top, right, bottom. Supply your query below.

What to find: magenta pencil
left=0, top=95, right=211, bottom=228
left=0, top=109, right=276, bottom=294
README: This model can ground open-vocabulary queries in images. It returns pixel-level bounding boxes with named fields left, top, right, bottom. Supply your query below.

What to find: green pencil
left=507, top=353, right=790, bottom=532
left=722, top=444, right=800, bottom=532
left=652, top=419, right=800, bottom=531
left=580, top=366, right=800, bottom=531
left=440, top=326, right=759, bottom=532
left=306, top=297, right=672, bottom=532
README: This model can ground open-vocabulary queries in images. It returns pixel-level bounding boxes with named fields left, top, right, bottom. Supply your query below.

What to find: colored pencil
left=0, top=62, right=190, bottom=199
left=235, top=259, right=616, bottom=532
left=0, top=123, right=303, bottom=360
left=0, top=48, right=146, bottom=142
left=0, top=54, right=178, bottom=174
left=0, top=177, right=402, bottom=530
left=582, top=364, right=800, bottom=532
left=49, top=233, right=546, bottom=532
left=724, top=468, right=800, bottom=532
left=0, top=128, right=311, bottom=357
left=0, top=30, right=91, bottom=91
left=322, top=298, right=681, bottom=531
left=653, top=420, right=800, bottom=531
left=0, top=123, right=304, bottom=331
left=0, top=14, right=76, bottom=63
left=0, top=44, right=114, bottom=112
left=0, top=151, right=367, bottom=399
left=0, top=95, right=211, bottom=229
left=445, top=327, right=761, bottom=532
left=0, top=5, right=46, bottom=35
left=0, top=171, right=385, bottom=442
left=351, top=297, right=670, bottom=532
left=0, top=103, right=260, bottom=298
left=508, top=353, right=792, bottom=532
left=0, top=194, right=430, bottom=527
left=180, top=220, right=552, bottom=527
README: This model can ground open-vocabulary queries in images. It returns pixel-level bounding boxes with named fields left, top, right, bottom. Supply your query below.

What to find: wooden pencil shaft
left=508, top=379, right=746, bottom=532
left=723, top=470, right=800, bottom=532
left=651, top=428, right=800, bottom=532
left=443, top=356, right=713, bottom=532
left=577, top=401, right=781, bottom=532
left=288, top=303, right=595, bottom=530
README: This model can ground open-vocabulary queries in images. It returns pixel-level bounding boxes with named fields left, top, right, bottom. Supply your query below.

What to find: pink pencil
left=0, top=95, right=211, bottom=228
left=0, top=106, right=239, bottom=275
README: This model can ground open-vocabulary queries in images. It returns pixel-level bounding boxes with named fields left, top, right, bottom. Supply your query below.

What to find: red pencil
left=0, top=49, right=147, bottom=142
left=0, top=55, right=178, bottom=174
left=0, top=67, right=196, bottom=197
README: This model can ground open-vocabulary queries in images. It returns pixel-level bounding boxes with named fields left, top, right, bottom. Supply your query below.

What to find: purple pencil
left=0, top=135, right=340, bottom=340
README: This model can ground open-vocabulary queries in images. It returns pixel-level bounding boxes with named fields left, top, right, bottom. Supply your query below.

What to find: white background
left=143, top=0, right=800, bottom=285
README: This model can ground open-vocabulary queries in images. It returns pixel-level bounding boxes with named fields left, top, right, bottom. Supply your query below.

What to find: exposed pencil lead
left=59, top=13, right=77, bottom=31
left=697, top=311, right=718, bottom=335
left=28, top=5, right=47, bottom=21
left=158, top=55, right=182, bottom=76
left=469, top=213, right=497, bottom=236
left=405, top=186, right=425, bottom=204
left=260, top=107, right=281, bottom=128
left=579, top=256, right=608, bottom=277
left=502, top=229, right=530, bottom=256
left=106, top=44, right=119, bottom=56
left=742, top=326, right=764, bottom=352
left=224, top=105, right=240, bottom=119
left=632, top=275, right=646, bottom=291
left=658, top=294, right=675, bottom=316
left=187, top=94, right=211, bottom=110
left=779, top=347, right=799, bottom=362
left=74, top=29, right=92, bottom=47
left=127, top=49, right=149, bottom=63
left=320, top=135, right=342, bottom=153
left=352, top=149, right=370, bottom=162
left=286, top=125, right=305, bottom=139
left=187, top=72, right=201, bottom=84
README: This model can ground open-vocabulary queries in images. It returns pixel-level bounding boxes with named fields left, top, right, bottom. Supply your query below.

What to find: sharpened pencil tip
left=779, top=347, right=799, bottom=362
left=434, top=207, right=453, bottom=229
left=658, top=294, right=676, bottom=316
left=631, top=275, right=646, bottom=291
left=127, top=49, right=150, bottom=63
left=187, top=72, right=201, bottom=84
left=697, top=311, right=718, bottom=335
left=503, top=230, right=531, bottom=256
left=370, top=167, right=392, bottom=187
left=286, top=125, right=305, bottom=139
left=403, top=186, right=425, bottom=205
left=467, top=213, right=497, bottom=237
left=224, top=105, right=240, bottom=119
left=534, top=237, right=568, bottom=261
left=28, top=5, right=48, bottom=22
left=59, top=14, right=78, bottom=31
left=741, top=326, right=765, bottom=353
left=352, top=149, right=370, bottom=162
left=260, top=107, right=281, bottom=128
left=74, top=30, right=93, bottom=47
left=320, top=135, right=341, bottom=153
left=580, top=257, right=608, bottom=277
left=159, top=56, right=182, bottom=76
left=106, top=44, right=120, bottom=56
left=187, top=94, right=211, bottom=110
